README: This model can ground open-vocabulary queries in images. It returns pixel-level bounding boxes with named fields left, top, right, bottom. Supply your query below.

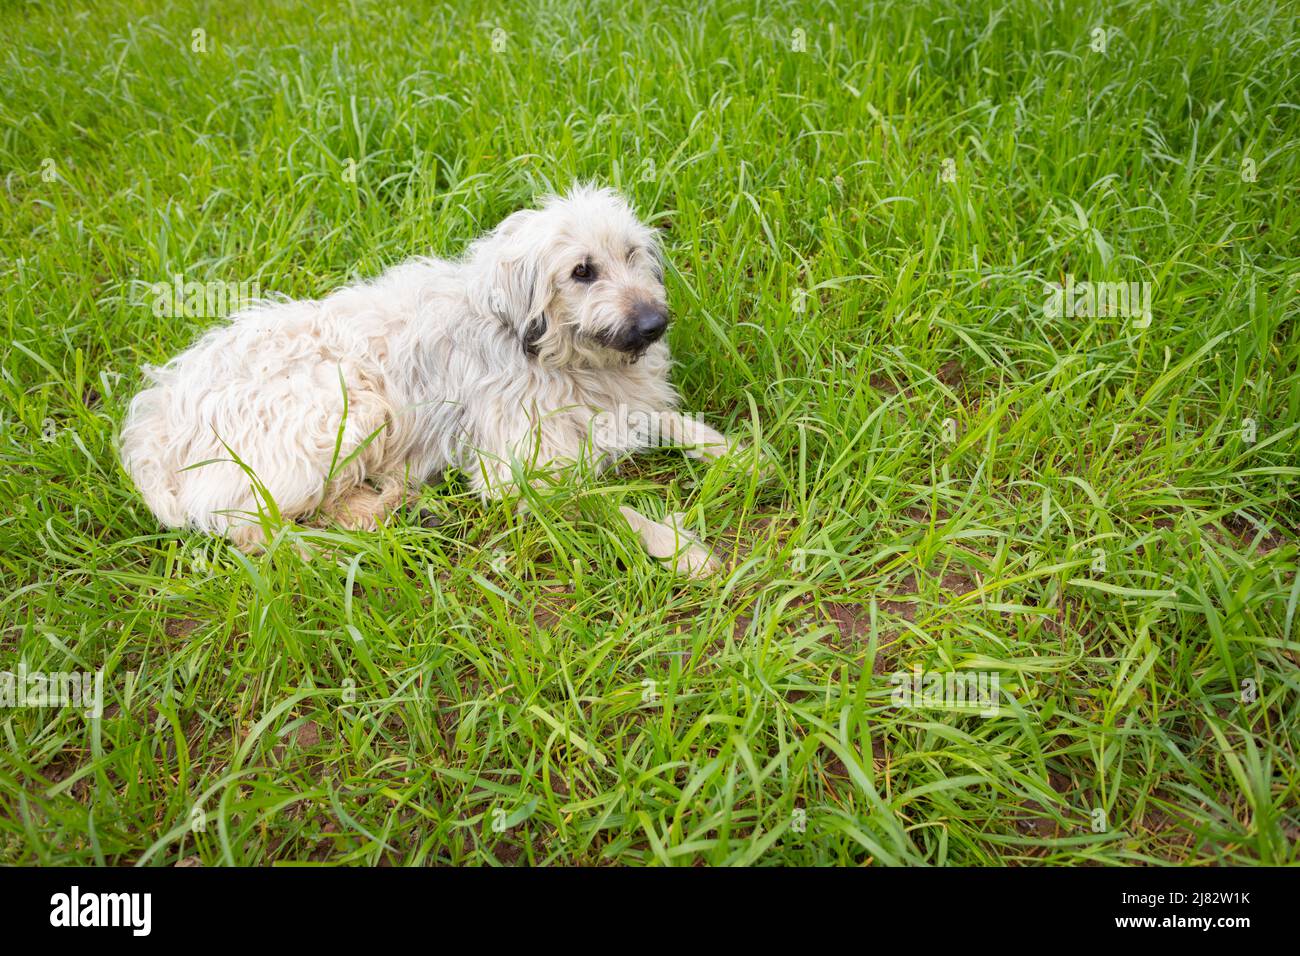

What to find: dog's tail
left=119, top=379, right=188, bottom=528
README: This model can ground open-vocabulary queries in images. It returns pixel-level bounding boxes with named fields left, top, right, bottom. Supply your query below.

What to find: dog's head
left=468, top=185, right=669, bottom=368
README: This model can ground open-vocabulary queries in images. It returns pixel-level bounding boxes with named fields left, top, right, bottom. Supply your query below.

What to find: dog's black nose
left=630, top=303, right=668, bottom=344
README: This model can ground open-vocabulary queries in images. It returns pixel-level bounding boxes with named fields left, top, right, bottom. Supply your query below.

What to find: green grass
left=1, top=0, right=1298, bottom=866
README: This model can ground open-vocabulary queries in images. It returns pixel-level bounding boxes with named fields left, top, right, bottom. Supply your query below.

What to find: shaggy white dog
left=120, top=185, right=733, bottom=575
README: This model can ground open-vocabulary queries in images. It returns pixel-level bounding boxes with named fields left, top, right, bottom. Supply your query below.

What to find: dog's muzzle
left=611, top=302, right=668, bottom=354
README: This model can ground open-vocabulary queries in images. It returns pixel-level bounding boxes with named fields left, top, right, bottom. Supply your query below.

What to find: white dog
left=119, top=185, right=733, bottom=575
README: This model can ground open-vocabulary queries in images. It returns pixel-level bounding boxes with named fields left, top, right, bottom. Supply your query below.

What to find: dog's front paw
left=675, top=545, right=721, bottom=578
left=619, top=506, right=721, bottom=579
left=681, top=426, right=733, bottom=462
left=662, top=511, right=722, bottom=578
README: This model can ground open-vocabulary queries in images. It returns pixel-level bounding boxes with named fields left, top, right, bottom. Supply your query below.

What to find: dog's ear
left=520, top=314, right=547, bottom=356
left=646, top=226, right=667, bottom=284
left=467, top=209, right=555, bottom=349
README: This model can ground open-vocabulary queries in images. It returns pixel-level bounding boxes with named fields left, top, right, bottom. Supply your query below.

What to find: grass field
left=1, top=0, right=1298, bottom=866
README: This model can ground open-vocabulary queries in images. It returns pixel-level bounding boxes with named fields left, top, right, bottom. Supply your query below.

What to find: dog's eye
left=572, top=262, right=596, bottom=282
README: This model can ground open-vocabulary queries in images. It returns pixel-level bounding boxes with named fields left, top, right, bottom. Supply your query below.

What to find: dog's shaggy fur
left=120, top=186, right=731, bottom=575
